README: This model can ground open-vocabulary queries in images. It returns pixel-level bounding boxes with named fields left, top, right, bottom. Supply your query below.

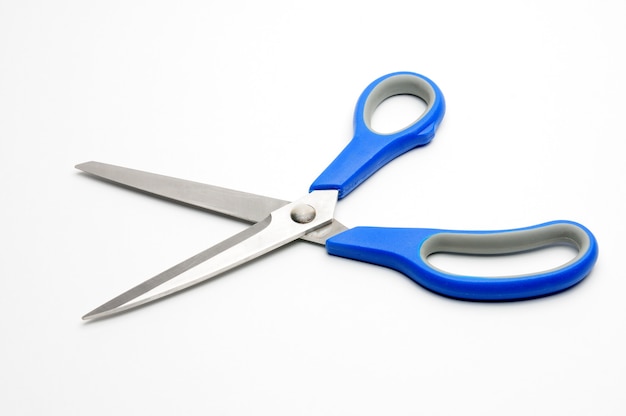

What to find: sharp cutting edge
left=76, top=161, right=348, bottom=245
left=82, top=188, right=341, bottom=320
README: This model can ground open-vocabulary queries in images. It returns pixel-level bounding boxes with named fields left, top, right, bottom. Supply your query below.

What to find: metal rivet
left=290, top=204, right=316, bottom=224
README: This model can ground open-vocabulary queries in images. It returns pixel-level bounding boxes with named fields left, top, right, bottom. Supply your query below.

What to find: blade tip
left=81, top=306, right=112, bottom=321
left=81, top=311, right=98, bottom=321
left=75, top=162, right=89, bottom=171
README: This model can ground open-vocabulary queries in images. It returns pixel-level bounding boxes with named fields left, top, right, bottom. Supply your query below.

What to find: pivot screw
left=290, top=204, right=316, bottom=224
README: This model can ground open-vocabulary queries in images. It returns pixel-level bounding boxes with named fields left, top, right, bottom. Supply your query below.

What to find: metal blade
left=82, top=217, right=271, bottom=320
left=76, top=161, right=289, bottom=222
left=82, top=190, right=340, bottom=320
left=75, top=161, right=349, bottom=245
left=302, top=219, right=349, bottom=244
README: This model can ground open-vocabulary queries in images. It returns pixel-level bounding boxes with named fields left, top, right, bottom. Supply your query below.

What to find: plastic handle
left=325, top=221, right=598, bottom=301
left=310, top=72, right=446, bottom=199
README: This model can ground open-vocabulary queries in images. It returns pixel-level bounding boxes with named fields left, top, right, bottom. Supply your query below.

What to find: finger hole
left=427, top=244, right=579, bottom=278
left=370, top=94, right=427, bottom=135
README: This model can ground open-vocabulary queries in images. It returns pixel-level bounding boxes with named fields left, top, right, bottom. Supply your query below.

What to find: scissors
left=77, top=72, right=598, bottom=320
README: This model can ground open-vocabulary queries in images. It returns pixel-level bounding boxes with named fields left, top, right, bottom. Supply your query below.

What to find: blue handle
left=310, top=72, right=446, bottom=199
left=325, top=221, right=598, bottom=300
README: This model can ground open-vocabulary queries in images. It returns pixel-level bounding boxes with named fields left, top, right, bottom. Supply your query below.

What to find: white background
left=1, top=1, right=625, bottom=414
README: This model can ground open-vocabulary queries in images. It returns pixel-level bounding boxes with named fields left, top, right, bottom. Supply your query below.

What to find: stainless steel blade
left=75, top=161, right=348, bottom=245
left=302, top=219, right=349, bottom=244
left=82, top=190, right=340, bottom=320
left=76, top=161, right=289, bottom=223
left=82, top=217, right=272, bottom=320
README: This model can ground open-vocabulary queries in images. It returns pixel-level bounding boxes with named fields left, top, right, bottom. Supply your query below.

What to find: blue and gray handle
left=310, top=71, right=445, bottom=199
left=311, top=72, right=598, bottom=300
left=326, top=221, right=598, bottom=300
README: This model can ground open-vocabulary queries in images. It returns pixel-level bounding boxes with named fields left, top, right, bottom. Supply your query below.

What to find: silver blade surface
left=82, top=190, right=340, bottom=320
left=76, top=161, right=348, bottom=245
left=76, top=161, right=289, bottom=223
left=82, top=217, right=272, bottom=320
